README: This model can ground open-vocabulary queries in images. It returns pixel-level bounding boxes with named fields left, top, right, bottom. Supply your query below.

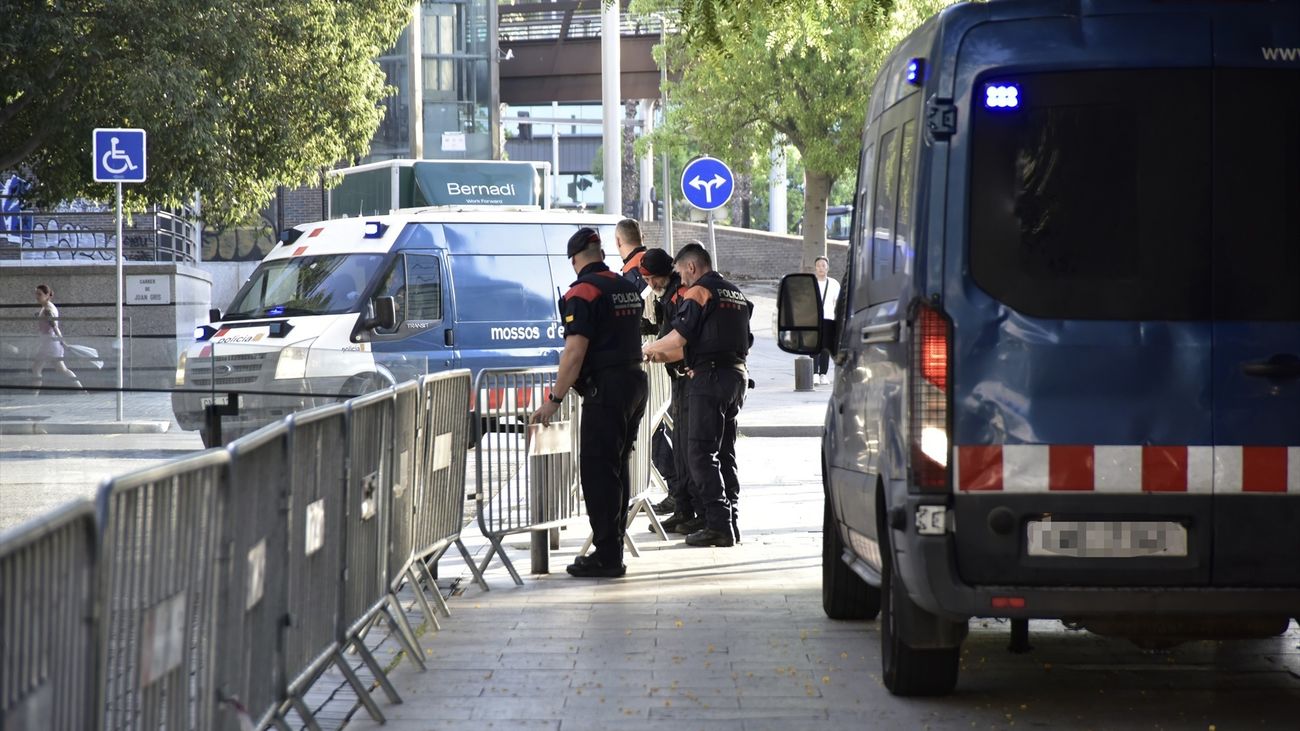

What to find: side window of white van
left=375, top=254, right=443, bottom=331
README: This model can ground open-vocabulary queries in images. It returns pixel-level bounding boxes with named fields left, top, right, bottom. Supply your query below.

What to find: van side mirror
left=366, top=296, right=397, bottom=331
left=776, top=273, right=823, bottom=355
left=208, top=308, right=222, bottom=323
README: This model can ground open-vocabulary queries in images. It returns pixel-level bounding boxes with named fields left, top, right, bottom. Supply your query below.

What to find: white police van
left=173, top=160, right=619, bottom=445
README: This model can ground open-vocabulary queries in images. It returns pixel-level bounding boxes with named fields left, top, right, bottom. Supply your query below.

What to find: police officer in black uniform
left=637, top=248, right=697, bottom=531
left=643, top=243, right=752, bottom=547
left=531, top=227, right=648, bottom=577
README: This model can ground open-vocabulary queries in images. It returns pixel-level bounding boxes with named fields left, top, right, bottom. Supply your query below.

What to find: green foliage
left=631, top=0, right=961, bottom=264
left=0, top=0, right=409, bottom=225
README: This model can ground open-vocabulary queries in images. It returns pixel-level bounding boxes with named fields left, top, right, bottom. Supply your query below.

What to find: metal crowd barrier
left=472, top=360, right=677, bottom=584
left=0, top=369, right=478, bottom=730
left=472, top=368, right=582, bottom=585
left=388, top=373, right=483, bottom=634
left=97, top=449, right=227, bottom=731
left=0, top=501, right=99, bottom=731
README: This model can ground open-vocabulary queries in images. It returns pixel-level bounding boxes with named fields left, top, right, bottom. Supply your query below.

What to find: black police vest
left=686, top=272, right=752, bottom=369
left=572, top=268, right=644, bottom=376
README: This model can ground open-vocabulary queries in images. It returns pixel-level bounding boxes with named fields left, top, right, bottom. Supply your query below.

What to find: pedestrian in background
left=31, top=284, right=83, bottom=395
left=637, top=248, right=696, bottom=531
left=813, top=256, right=840, bottom=386
left=530, top=227, right=648, bottom=578
left=643, top=243, right=752, bottom=547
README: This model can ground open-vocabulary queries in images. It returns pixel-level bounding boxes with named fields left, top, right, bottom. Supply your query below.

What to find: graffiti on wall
left=200, top=200, right=278, bottom=262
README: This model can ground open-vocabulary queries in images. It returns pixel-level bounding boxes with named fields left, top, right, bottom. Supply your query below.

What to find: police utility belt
left=573, top=361, right=641, bottom=398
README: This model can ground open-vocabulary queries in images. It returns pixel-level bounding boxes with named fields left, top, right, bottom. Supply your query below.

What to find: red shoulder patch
left=622, top=250, right=645, bottom=273
left=595, top=270, right=619, bottom=280
left=564, top=282, right=602, bottom=303
left=682, top=286, right=712, bottom=307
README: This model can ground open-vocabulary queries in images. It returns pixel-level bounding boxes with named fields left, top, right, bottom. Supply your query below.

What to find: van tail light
left=486, top=387, right=507, bottom=411
left=516, top=387, right=534, bottom=408
left=909, top=302, right=952, bottom=492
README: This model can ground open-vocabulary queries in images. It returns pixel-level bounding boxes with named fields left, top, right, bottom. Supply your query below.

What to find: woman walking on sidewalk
left=32, top=284, right=83, bottom=395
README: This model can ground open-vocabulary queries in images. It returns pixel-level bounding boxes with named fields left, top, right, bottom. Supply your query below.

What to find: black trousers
left=815, top=318, right=835, bottom=375
left=652, top=422, right=677, bottom=495
left=668, top=375, right=697, bottom=518
left=580, top=367, right=648, bottom=566
left=685, top=367, right=745, bottom=539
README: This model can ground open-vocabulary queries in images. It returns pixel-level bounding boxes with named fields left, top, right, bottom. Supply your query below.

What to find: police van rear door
left=1207, top=16, right=1300, bottom=586
left=950, top=13, right=1218, bottom=587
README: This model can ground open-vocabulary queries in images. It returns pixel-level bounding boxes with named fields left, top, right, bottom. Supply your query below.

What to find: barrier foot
left=623, top=530, right=642, bottom=558
left=530, top=529, right=550, bottom=575
left=332, top=648, right=386, bottom=724
left=406, top=565, right=441, bottom=632
left=578, top=534, right=593, bottom=556
left=416, top=556, right=453, bottom=618
left=351, top=633, right=403, bottom=705
left=479, top=537, right=524, bottom=586
left=287, top=694, right=322, bottom=731
left=385, top=594, right=429, bottom=671
left=629, top=495, right=668, bottom=541
left=456, top=538, right=490, bottom=591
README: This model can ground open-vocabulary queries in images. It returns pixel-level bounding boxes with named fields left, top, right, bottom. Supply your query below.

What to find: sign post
left=679, top=156, right=734, bottom=268
left=93, top=128, right=147, bottom=422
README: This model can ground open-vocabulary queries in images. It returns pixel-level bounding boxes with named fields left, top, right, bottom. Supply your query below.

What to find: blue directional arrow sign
left=92, top=128, right=147, bottom=183
left=680, top=156, right=733, bottom=211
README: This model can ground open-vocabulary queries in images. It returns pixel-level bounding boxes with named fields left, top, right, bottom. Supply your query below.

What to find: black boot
left=660, top=512, right=695, bottom=532
left=685, top=528, right=735, bottom=548
left=670, top=517, right=705, bottom=535
left=652, top=495, right=676, bottom=515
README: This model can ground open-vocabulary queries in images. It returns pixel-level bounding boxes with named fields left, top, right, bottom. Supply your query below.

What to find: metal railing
left=0, top=501, right=99, bottom=730
left=472, top=355, right=675, bottom=584
left=0, top=369, right=476, bottom=730
left=0, top=209, right=198, bottom=263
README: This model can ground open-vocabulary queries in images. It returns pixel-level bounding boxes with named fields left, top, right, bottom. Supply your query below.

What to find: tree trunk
left=801, top=170, right=832, bottom=272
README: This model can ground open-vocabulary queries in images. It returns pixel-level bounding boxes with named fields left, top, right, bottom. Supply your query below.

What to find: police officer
left=637, top=248, right=697, bottom=531
left=531, top=227, right=648, bottom=577
left=615, top=218, right=648, bottom=288
left=643, top=243, right=752, bottom=547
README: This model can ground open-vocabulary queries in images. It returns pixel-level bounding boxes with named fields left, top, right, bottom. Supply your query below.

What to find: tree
left=0, top=0, right=409, bottom=225
left=632, top=0, right=958, bottom=271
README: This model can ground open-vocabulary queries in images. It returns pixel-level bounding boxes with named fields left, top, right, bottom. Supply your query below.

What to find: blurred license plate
left=1027, top=521, right=1187, bottom=558
left=198, top=395, right=228, bottom=409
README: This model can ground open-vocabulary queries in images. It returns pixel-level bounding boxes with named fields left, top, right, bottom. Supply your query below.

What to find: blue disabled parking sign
left=93, top=128, right=147, bottom=183
left=680, top=156, right=733, bottom=211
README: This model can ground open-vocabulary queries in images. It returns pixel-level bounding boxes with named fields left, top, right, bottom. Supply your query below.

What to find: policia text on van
left=776, top=0, right=1300, bottom=697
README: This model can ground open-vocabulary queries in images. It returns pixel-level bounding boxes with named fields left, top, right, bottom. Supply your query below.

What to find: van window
left=228, top=254, right=386, bottom=318
left=375, top=253, right=443, bottom=328
left=1212, top=69, right=1300, bottom=321
left=969, top=69, right=1213, bottom=320
left=872, top=127, right=901, bottom=281
left=893, top=121, right=916, bottom=274
left=449, top=255, right=557, bottom=322
left=849, top=143, right=875, bottom=312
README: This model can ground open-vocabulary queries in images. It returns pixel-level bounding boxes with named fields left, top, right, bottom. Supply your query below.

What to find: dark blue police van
left=777, top=0, right=1300, bottom=696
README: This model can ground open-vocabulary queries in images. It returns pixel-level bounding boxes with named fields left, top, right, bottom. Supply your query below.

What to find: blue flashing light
left=363, top=221, right=388, bottom=239
left=267, top=305, right=286, bottom=317
left=906, top=58, right=924, bottom=86
left=984, top=83, right=1021, bottom=110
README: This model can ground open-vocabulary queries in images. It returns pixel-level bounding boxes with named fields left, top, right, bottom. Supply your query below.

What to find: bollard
left=794, top=356, right=815, bottom=392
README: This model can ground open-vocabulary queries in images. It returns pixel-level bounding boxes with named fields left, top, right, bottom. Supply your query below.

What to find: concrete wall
left=204, top=261, right=262, bottom=314
left=0, top=263, right=212, bottom=387
left=639, top=221, right=848, bottom=282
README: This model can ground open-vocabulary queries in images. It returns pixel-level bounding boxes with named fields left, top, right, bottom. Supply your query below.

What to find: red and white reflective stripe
left=955, top=445, right=1300, bottom=494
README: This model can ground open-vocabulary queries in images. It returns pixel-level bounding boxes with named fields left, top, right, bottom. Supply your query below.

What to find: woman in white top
left=813, top=257, right=840, bottom=385
left=33, top=284, right=83, bottom=394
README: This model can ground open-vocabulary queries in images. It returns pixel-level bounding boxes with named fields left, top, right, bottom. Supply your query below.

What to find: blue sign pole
left=92, top=128, right=147, bottom=422
left=680, top=156, right=734, bottom=269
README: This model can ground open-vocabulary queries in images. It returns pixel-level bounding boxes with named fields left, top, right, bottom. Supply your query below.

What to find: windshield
left=226, top=254, right=387, bottom=318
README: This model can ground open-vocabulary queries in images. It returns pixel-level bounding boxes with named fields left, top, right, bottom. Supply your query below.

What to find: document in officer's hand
left=527, top=421, right=572, bottom=457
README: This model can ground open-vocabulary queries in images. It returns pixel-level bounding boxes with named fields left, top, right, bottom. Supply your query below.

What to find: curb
left=0, top=421, right=171, bottom=435
left=738, top=425, right=822, bottom=438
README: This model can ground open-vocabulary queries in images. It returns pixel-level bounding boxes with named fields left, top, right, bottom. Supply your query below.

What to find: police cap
left=567, top=227, right=601, bottom=258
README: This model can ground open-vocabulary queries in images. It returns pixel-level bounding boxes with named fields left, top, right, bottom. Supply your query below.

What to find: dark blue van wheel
left=880, top=526, right=961, bottom=696
left=823, top=498, right=881, bottom=620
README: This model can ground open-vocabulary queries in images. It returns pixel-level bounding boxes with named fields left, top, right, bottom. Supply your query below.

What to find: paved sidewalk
left=0, top=388, right=176, bottom=434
